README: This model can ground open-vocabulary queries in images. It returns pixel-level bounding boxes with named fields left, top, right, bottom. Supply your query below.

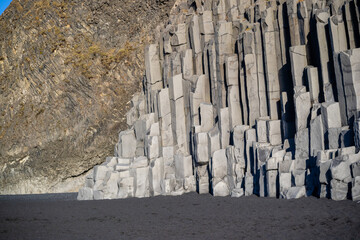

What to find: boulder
left=212, top=178, right=230, bottom=197
left=286, top=186, right=306, bottom=199
left=231, top=188, right=244, bottom=198
left=330, top=179, right=349, bottom=201
left=77, top=187, right=94, bottom=200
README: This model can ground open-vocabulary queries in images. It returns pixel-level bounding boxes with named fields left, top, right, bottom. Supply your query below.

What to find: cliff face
left=78, top=0, right=360, bottom=201
left=0, top=0, right=176, bottom=194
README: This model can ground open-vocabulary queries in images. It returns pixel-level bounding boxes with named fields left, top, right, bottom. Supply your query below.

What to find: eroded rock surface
left=0, top=0, right=176, bottom=194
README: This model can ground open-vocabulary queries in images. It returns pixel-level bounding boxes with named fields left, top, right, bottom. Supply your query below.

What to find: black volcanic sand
left=0, top=193, right=359, bottom=240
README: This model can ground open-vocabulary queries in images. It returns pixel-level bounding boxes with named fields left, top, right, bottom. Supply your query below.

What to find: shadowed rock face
left=0, top=0, right=175, bottom=194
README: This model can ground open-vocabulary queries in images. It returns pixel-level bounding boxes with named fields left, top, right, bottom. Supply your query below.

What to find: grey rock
left=77, top=0, right=360, bottom=202
left=212, top=178, right=230, bottom=197
left=330, top=159, right=352, bottom=183
left=195, top=132, right=210, bottom=164
left=267, top=120, right=282, bottom=146
left=290, top=45, right=307, bottom=87
left=330, top=179, right=349, bottom=201
left=118, top=177, right=134, bottom=199
left=321, top=102, right=342, bottom=130
left=286, top=186, right=306, bottom=199
left=352, top=176, right=360, bottom=201
left=149, top=157, right=165, bottom=196
left=231, top=188, right=244, bottom=198
left=294, top=90, right=311, bottom=131
left=279, top=173, right=292, bottom=199
left=267, top=170, right=278, bottom=197
left=211, top=149, right=227, bottom=179
left=77, top=187, right=94, bottom=201
left=135, top=167, right=150, bottom=198
left=245, top=173, right=254, bottom=196
left=174, top=154, right=193, bottom=179
left=351, top=161, right=360, bottom=178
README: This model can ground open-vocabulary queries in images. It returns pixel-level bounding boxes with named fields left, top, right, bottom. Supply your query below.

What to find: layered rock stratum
left=78, top=0, right=360, bottom=201
left=0, top=0, right=176, bottom=194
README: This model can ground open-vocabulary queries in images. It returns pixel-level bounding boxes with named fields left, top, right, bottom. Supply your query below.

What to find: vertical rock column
left=145, top=44, right=163, bottom=114
left=262, top=7, right=281, bottom=120
left=315, top=10, right=334, bottom=102
left=329, top=14, right=348, bottom=126
left=169, top=74, right=189, bottom=155
left=237, top=34, right=249, bottom=126
left=215, top=21, right=234, bottom=112
left=158, top=88, right=177, bottom=195
left=339, top=49, right=360, bottom=126
left=232, top=125, right=250, bottom=195
left=225, top=54, right=243, bottom=129
left=190, top=14, right=203, bottom=75
left=243, top=30, right=261, bottom=126
left=253, top=22, right=268, bottom=118
left=289, top=45, right=308, bottom=87
left=287, top=0, right=301, bottom=46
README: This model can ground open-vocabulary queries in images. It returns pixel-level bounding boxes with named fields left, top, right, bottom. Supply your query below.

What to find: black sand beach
left=0, top=193, right=359, bottom=240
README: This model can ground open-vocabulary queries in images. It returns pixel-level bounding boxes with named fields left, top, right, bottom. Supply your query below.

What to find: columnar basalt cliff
left=78, top=0, right=360, bottom=201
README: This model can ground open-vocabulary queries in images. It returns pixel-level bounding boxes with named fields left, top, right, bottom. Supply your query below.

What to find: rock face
left=0, top=0, right=176, bottom=194
left=77, top=0, right=360, bottom=201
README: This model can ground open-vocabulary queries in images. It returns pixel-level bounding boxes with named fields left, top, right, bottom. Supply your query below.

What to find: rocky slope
left=0, top=0, right=176, bottom=194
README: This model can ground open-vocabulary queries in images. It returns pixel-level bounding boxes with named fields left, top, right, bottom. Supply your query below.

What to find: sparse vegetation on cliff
left=0, top=0, right=175, bottom=194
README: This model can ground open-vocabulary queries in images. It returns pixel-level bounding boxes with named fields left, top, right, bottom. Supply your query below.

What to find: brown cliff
left=0, top=0, right=175, bottom=194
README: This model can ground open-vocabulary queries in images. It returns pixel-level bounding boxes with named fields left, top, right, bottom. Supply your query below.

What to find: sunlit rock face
left=78, top=0, right=360, bottom=201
